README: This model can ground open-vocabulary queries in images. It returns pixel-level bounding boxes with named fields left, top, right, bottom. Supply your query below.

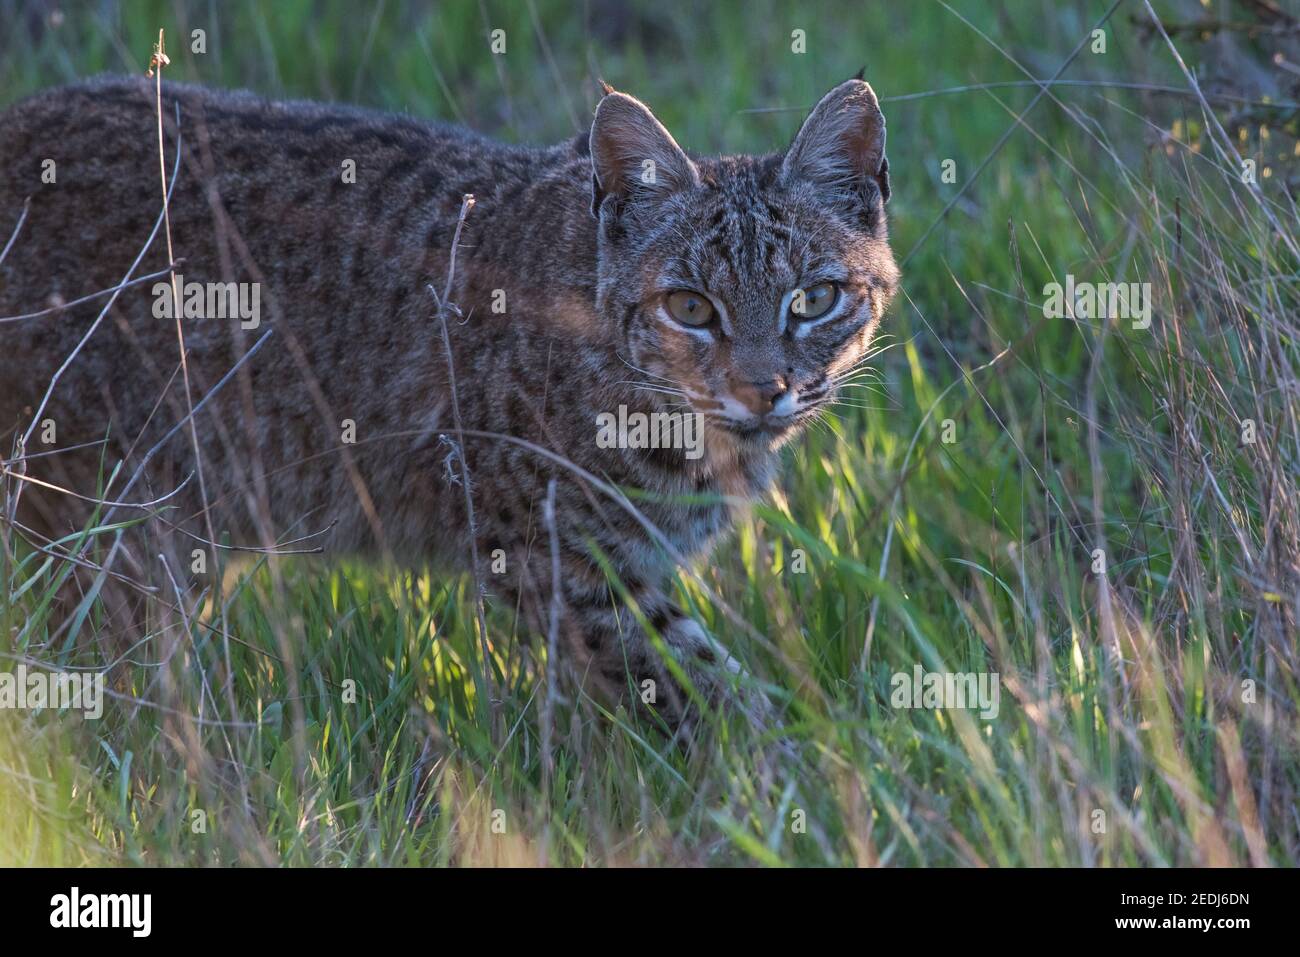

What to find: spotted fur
left=0, top=75, right=898, bottom=732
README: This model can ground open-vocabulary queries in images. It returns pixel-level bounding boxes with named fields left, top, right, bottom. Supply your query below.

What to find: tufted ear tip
left=588, top=90, right=699, bottom=225
left=782, top=76, right=890, bottom=216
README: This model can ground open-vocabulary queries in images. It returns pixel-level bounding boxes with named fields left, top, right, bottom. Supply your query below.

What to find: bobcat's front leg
left=605, top=592, right=731, bottom=726
left=560, top=572, right=770, bottom=736
left=497, top=541, right=745, bottom=732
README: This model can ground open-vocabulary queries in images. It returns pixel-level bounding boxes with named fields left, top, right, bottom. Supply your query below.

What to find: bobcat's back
left=0, top=75, right=598, bottom=556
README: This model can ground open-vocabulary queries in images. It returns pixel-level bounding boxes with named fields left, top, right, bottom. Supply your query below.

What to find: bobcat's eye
left=790, top=282, right=839, bottom=320
left=666, top=290, right=715, bottom=327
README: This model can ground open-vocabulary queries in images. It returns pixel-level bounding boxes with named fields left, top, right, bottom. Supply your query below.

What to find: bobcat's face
left=590, top=78, right=899, bottom=448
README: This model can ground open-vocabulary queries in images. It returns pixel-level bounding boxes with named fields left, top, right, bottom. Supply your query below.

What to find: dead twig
left=1, top=466, right=191, bottom=510
left=426, top=194, right=497, bottom=721
left=0, top=196, right=30, bottom=269
left=0, top=261, right=183, bottom=325
left=149, top=513, right=336, bottom=555
left=540, top=477, right=564, bottom=866
left=149, top=29, right=232, bottom=714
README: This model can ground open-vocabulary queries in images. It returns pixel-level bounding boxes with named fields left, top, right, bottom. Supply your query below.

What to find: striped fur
left=0, top=75, right=899, bottom=732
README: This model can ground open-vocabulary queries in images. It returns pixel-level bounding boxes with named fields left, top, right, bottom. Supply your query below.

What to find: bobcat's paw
left=649, top=617, right=775, bottom=738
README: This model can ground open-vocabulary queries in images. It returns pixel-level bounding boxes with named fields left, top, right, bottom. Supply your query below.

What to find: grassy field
left=1, top=0, right=1297, bottom=866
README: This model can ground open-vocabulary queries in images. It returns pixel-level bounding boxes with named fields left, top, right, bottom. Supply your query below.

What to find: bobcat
left=0, top=74, right=899, bottom=733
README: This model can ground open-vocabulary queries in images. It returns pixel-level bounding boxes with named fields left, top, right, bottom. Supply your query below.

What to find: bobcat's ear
left=782, top=77, right=890, bottom=208
left=589, top=89, right=699, bottom=221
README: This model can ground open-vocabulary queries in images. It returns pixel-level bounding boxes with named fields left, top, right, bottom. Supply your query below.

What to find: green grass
left=2, top=0, right=1298, bottom=866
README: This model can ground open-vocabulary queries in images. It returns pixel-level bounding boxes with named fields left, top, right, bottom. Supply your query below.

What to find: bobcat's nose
left=731, top=376, right=790, bottom=416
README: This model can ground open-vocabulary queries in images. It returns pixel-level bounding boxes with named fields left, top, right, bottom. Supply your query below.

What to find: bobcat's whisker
left=831, top=335, right=905, bottom=380
left=836, top=382, right=889, bottom=396
left=826, top=398, right=896, bottom=413
left=832, top=374, right=882, bottom=392
left=615, top=354, right=680, bottom=386
left=615, top=379, right=689, bottom=397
